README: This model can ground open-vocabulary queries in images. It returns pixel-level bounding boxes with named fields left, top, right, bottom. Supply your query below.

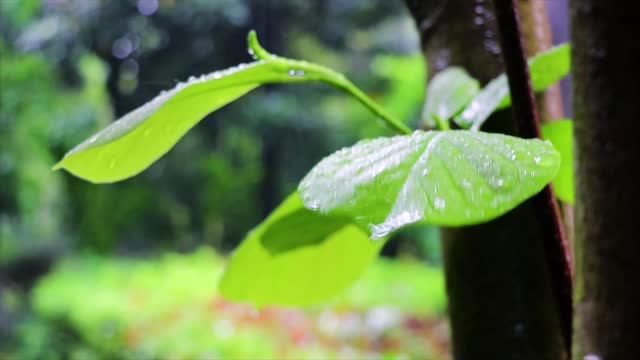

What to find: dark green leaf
left=219, top=193, right=383, bottom=306
left=299, top=130, right=560, bottom=238
left=541, top=119, right=574, bottom=204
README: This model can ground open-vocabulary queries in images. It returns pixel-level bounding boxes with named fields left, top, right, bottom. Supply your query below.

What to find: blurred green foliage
left=12, top=248, right=446, bottom=359
left=0, top=0, right=444, bottom=357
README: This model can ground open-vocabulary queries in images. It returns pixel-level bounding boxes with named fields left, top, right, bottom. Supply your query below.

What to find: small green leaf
left=422, top=67, right=479, bottom=128
left=455, top=43, right=570, bottom=130
left=219, top=192, right=383, bottom=306
left=299, top=130, right=560, bottom=238
left=541, top=119, right=574, bottom=204
left=54, top=31, right=410, bottom=184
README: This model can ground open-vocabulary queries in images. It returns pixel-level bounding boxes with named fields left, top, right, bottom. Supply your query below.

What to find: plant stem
left=247, top=30, right=412, bottom=135
left=493, top=0, right=573, bottom=353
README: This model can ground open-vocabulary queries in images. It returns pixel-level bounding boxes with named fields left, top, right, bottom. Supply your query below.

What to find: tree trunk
left=404, top=0, right=569, bottom=358
left=571, top=1, right=640, bottom=359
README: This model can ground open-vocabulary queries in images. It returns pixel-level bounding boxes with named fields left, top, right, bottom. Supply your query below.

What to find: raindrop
left=433, top=197, right=446, bottom=210
left=288, top=69, right=296, bottom=76
left=307, top=200, right=320, bottom=210
left=295, top=70, right=305, bottom=76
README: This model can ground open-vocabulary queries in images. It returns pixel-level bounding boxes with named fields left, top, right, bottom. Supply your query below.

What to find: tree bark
left=571, top=1, right=640, bottom=359
left=404, top=0, right=569, bottom=358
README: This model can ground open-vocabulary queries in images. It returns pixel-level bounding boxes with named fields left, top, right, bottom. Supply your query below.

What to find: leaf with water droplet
left=422, top=67, right=479, bottom=128
left=299, top=130, right=560, bottom=238
left=219, top=192, right=383, bottom=306
left=53, top=31, right=405, bottom=183
left=455, top=43, right=571, bottom=130
left=541, top=119, right=574, bottom=204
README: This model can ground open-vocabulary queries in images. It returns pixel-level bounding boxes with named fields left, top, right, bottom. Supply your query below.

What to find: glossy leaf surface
left=53, top=32, right=410, bottom=183
left=422, top=67, right=479, bottom=128
left=219, top=193, right=383, bottom=306
left=455, top=44, right=570, bottom=130
left=299, top=130, right=560, bottom=238
left=541, top=119, right=574, bottom=204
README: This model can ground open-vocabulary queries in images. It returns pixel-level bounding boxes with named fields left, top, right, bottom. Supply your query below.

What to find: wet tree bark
left=571, top=1, right=640, bottom=359
left=404, top=0, right=568, bottom=358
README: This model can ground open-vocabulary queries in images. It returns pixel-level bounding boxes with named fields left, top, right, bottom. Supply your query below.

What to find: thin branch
left=492, top=0, right=573, bottom=354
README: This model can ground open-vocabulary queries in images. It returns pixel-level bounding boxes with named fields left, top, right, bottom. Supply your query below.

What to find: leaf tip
left=247, top=30, right=271, bottom=60
left=51, top=161, right=64, bottom=171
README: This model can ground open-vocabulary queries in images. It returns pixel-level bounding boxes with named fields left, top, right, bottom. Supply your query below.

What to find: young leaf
left=299, top=130, right=560, bottom=238
left=541, top=119, right=574, bottom=204
left=455, top=43, right=570, bottom=130
left=219, top=192, right=384, bottom=306
left=53, top=31, right=410, bottom=184
left=422, top=67, right=479, bottom=128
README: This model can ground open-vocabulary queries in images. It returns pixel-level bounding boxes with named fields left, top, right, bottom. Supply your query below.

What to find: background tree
left=404, top=0, right=570, bottom=358
left=571, top=1, right=640, bottom=358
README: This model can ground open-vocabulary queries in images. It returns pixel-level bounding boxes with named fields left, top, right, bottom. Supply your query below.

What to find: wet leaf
left=53, top=60, right=328, bottom=183
left=53, top=31, right=410, bottom=183
left=299, top=130, right=560, bottom=238
left=455, top=43, right=570, bottom=130
left=422, top=67, right=479, bottom=128
left=219, top=193, right=383, bottom=306
left=541, top=119, right=574, bottom=204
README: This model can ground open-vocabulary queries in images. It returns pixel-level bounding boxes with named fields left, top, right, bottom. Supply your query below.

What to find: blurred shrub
left=17, top=248, right=447, bottom=359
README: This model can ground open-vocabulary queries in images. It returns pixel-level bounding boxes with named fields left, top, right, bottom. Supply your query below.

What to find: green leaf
left=53, top=31, right=410, bottom=184
left=541, top=120, right=574, bottom=204
left=455, top=43, right=570, bottom=130
left=422, top=67, right=479, bottom=128
left=219, top=192, right=383, bottom=306
left=299, top=130, right=560, bottom=238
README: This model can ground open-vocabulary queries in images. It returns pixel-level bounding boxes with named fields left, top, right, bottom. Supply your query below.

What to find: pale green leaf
left=53, top=31, right=410, bottom=184
left=455, top=43, right=570, bottom=130
left=541, top=119, right=574, bottom=204
left=299, top=130, right=560, bottom=238
left=53, top=61, right=324, bottom=183
left=219, top=192, right=383, bottom=306
left=422, top=67, right=479, bottom=128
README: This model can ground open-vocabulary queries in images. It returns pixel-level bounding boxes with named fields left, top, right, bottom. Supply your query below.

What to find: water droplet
left=296, top=70, right=305, bottom=76
left=109, top=160, right=116, bottom=169
left=188, top=75, right=196, bottom=82
left=307, top=200, right=319, bottom=210
left=510, top=153, right=517, bottom=160
left=534, top=155, right=541, bottom=164
left=433, top=197, right=446, bottom=210
left=288, top=69, right=296, bottom=76
left=462, top=179, right=472, bottom=188
left=422, top=168, right=430, bottom=176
